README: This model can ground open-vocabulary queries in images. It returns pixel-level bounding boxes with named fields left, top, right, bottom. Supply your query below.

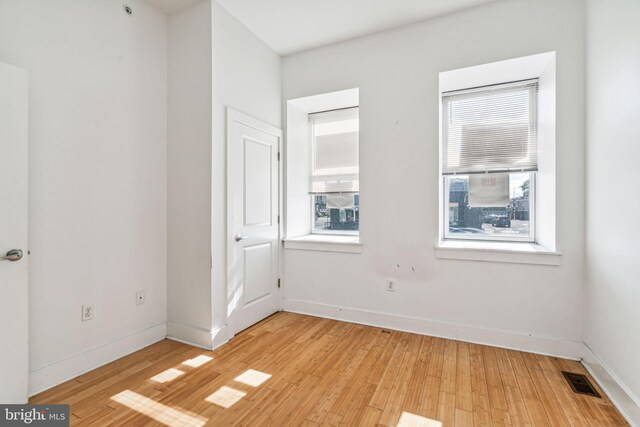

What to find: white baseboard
left=29, top=323, right=166, bottom=397
left=283, top=298, right=583, bottom=360
left=581, top=345, right=640, bottom=426
left=211, top=325, right=229, bottom=350
left=166, top=322, right=228, bottom=351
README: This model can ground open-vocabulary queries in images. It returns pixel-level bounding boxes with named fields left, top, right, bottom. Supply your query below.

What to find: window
left=442, top=80, right=538, bottom=242
left=309, top=107, right=359, bottom=235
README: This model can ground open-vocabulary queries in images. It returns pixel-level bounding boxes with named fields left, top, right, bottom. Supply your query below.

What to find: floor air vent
left=562, top=371, right=601, bottom=398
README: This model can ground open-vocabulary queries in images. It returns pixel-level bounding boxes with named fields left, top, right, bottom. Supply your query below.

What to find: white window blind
left=309, top=107, right=359, bottom=194
left=442, top=79, right=538, bottom=175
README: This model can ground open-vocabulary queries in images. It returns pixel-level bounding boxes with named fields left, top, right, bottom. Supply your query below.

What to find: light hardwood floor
left=31, top=312, right=627, bottom=426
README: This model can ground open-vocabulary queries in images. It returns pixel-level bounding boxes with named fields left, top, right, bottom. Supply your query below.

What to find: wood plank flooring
left=31, top=312, right=627, bottom=426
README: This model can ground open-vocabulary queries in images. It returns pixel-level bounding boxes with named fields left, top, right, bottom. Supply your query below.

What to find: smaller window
left=309, top=107, right=359, bottom=235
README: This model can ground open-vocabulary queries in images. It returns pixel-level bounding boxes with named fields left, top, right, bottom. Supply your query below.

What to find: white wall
left=585, top=0, right=640, bottom=407
left=211, top=1, right=281, bottom=332
left=282, top=0, right=586, bottom=354
left=0, top=0, right=167, bottom=392
left=167, top=0, right=213, bottom=346
left=165, top=0, right=281, bottom=348
left=285, top=104, right=312, bottom=238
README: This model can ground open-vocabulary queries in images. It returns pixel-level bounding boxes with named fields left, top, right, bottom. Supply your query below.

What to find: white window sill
left=435, top=240, right=561, bottom=265
left=283, top=234, right=362, bottom=254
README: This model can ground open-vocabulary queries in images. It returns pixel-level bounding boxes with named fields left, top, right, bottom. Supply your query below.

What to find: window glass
left=446, top=173, right=532, bottom=241
left=313, top=193, right=359, bottom=234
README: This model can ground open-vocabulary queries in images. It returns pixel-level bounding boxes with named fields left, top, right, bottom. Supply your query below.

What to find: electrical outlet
left=136, top=290, right=145, bottom=306
left=386, top=280, right=395, bottom=292
left=82, top=304, right=94, bottom=321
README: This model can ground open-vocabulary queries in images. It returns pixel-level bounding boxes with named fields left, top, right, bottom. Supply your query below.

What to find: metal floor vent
left=562, top=371, right=601, bottom=398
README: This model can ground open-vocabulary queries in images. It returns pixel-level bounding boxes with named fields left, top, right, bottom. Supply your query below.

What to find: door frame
left=226, top=108, right=283, bottom=339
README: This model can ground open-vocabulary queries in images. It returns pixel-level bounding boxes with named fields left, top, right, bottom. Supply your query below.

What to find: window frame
left=436, top=52, right=557, bottom=256
left=308, top=106, right=360, bottom=237
left=440, top=77, right=539, bottom=244
left=442, top=173, right=536, bottom=243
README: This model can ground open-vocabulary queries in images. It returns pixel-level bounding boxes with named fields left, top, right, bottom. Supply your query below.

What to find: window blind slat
left=310, top=107, right=359, bottom=194
left=442, top=80, right=538, bottom=175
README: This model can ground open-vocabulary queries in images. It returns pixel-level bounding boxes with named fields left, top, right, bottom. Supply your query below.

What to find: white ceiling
left=214, top=0, right=498, bottom=55
left=146, top=0, right=498, bottom=55
left=144, top=0, right=204, bottom=15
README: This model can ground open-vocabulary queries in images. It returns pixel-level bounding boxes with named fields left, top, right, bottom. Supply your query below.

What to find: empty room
left=1, top=0, right=639, bottom=425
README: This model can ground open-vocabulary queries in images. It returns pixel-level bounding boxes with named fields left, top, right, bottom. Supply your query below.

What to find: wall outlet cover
left=82, top=304, right=94, bottom=321
left=136, top=290, right=145, bottom=306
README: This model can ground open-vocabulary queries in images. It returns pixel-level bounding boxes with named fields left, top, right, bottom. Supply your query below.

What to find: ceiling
left=144, top=0, right=204, bottom=15
left=146, top=0, right=498, bottom=55
left=214, top=0, right=498, bottom=55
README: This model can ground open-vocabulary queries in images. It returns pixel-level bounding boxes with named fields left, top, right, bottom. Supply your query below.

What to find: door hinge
left=277, top=152, right=280, bottom=161
left=278, top=278, right=281, bottom=288
left=277, top=215, right=280, bottom=224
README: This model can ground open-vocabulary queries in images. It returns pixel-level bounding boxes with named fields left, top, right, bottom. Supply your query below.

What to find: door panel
left=227, top=109, right=281, bottom=336
left=243, top=243, right=272, bottom=304
left=0, top=61, right=29, bottom=403
left=244, top=138, right=272, bottom=226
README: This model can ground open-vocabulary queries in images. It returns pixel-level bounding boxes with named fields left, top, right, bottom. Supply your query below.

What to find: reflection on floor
left=31, top=312, right=627, bottom=426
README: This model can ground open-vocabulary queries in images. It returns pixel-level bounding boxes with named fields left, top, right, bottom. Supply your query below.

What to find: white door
left=0, top=62, right=29, bottom=403
left=227, top=108, right=281, bottom=336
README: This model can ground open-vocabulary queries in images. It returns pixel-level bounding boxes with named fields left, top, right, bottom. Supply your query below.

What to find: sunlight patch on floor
left=150, top=368, right=185, bottom=383
left=234, top=369, right=272, bottom=387
left=182, top=355, right=213, bottom=368
left=205, top=386, right=247, bottom=409
left=396, top=411, right=443, bottom=427
left=111, top=390, right=207, bottom=427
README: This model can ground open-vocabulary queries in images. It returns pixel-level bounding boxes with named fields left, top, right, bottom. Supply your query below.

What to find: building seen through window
left=447, top=173, right=531, bottom=239
left=313, top=193, right=359, bottom=233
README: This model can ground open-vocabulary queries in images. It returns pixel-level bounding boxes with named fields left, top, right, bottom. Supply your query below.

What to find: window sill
left=283, top=234, right=362, bottom=254
left=435, top=240, right=561, bottom=266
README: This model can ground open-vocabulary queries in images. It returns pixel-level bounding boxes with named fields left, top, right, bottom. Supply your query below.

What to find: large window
left=442, top=80, right=538, bottom=242
left=309, top=107, right=359, bottom=235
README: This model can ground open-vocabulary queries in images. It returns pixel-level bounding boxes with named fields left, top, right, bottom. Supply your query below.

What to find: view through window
left=446, top=173, right=532, bottom=240
left=313, top=194, right=359, bottom=233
